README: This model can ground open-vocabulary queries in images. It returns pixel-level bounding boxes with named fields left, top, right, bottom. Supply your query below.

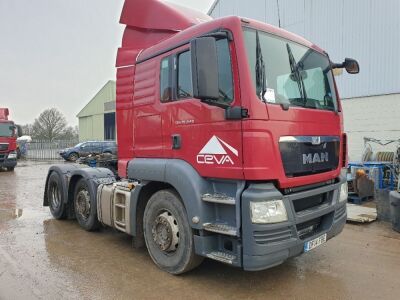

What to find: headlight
left=250, top=200, right=288, bottom=224
left=8, top=152, right=17, bottom=159
left=339, top=182, right=348, bottom=203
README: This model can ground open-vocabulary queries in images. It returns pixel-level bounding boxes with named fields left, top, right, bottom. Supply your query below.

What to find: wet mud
left=1, top=161, right=400, bottom=299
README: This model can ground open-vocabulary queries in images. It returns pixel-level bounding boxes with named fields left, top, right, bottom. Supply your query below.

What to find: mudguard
left=128, top=158, right=244, bottom=230
left=43, top=164, right=115, bottom=207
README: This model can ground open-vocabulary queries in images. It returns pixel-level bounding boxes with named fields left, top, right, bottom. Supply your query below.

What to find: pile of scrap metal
left=361, top=137, right=399, bottom=190
left=78, top=152, right=118, bottom=178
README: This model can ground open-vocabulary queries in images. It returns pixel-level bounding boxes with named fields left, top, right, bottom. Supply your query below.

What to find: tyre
left=6, top=167, right=15, bottom=172
left=73, top=178, right=100, bottom=231
left=68, top=152, right=79, bottom=162
left=143, top=189, right=203, bottom=274
left=47, top=172, right=67, bottom=219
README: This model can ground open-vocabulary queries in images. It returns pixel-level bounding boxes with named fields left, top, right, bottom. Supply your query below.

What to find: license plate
left=304, top=233, right=327, bottom=252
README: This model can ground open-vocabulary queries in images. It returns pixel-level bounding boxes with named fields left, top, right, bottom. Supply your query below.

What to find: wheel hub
left=76, top=189, right=90, bottom=219
left=152, top=212, right=180, bottom=252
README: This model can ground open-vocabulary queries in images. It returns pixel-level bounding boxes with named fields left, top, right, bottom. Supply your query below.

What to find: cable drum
left=375, top=152, right=395, bottom=162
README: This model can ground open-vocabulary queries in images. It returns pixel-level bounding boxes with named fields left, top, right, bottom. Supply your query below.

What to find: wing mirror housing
left=16, top=125, right=23, bottom=137
left=332, top=58, right=360, bottom=74
left=190, top=37, right=219, bottom=101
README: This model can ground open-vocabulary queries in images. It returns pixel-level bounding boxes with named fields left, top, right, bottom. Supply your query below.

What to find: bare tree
left=60, top=125, right=79, bottom=140
left=32, top=108, right=67, bottom=141
left=21, top=124, right=34, bottom=136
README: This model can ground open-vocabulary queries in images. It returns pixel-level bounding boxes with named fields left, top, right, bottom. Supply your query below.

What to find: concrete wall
left=342, top=93, right=400, bottom=161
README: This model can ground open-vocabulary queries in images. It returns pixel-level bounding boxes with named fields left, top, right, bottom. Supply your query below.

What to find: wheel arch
left=44, top=164, right=116, bottom=208
left=128, top=159, right=215, bottom=232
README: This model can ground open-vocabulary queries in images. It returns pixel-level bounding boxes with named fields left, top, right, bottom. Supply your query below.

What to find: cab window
left=160, top=57, right=172, bottom=102
left=160, top=38, right=234, bottom=105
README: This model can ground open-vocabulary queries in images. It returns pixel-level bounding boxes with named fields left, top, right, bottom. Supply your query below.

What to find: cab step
left=203, top=223, right=238, bottom=236
left=206, top=251, right=237, bottom=264
left=201, top=193, right=235, bottom=205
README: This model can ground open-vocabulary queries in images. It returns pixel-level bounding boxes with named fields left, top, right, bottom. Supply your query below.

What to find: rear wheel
left=6, top=167, right=15, bottom=172
left=74, top=178, right=100, bottom=231
left=47, top=172, right=67, bottom=219
left=143, top=189, right=203, bottom=274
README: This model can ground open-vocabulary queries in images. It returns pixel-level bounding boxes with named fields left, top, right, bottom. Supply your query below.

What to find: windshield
left=243, top=27, right=338, bottom=111
left=0, top=123, right=14, bottom=137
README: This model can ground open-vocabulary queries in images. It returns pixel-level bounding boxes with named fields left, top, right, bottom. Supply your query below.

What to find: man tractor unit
left=43, top=0, right=359, bottom=274
left=0, top=108, right=21, bottom=171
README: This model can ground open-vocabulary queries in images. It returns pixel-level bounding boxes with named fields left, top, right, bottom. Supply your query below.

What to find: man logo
left=303, top=152, right=329, bottom=165
left=311, top=136, right=321, bottom=145
left=197, top=136, right=238, bottom=165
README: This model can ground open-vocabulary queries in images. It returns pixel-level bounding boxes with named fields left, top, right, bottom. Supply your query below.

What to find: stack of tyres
left=389, top=191, right=400, bottom=232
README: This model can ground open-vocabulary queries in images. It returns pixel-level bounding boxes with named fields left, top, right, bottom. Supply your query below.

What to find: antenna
left=276, top=0, right=281, bottom=28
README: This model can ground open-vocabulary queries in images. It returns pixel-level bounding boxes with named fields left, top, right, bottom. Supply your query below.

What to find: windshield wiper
left=286, top=43, right=307, bottom=106
left=255, top=31, right=267, bottom=101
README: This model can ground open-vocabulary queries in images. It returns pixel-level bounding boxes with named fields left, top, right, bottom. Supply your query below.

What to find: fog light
left=339, top=182, right=348, bottom=203
left=250, top=200, right=288, bottom=224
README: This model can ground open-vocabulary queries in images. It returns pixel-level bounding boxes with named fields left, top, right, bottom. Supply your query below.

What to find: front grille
left=292, top=191, right=333, bottom=213
left=0, top=143, right=8, bottom=151
left=253, top=226, right=293, bottom=244
left=296, top=217, right=322, bottom=240
left=279, top=136, right=340, bottom=177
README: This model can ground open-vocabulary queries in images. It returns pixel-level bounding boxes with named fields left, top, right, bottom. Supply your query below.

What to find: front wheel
left=74, top=178, right=100, bottom=231
left=6, top=167, right=15, bottom=172
left=143, top=189, right=203, bottom=274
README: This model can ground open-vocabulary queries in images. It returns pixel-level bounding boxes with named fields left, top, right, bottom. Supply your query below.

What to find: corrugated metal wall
left=210, top=0, right=400, bottom=99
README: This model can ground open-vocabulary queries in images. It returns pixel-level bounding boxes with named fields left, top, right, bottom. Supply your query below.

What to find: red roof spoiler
left=117, top=0, right=212, bottom=67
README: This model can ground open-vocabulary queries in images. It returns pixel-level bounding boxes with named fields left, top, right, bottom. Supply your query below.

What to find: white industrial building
left=209, top=0, right=400, bottom=161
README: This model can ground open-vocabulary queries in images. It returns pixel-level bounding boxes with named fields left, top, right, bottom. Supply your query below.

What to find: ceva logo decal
left=197, top=136, right=238, bottom=165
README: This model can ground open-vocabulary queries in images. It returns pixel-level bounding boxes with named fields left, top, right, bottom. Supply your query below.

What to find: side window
left=160, top=57, right=172, bottom=102
left=215, top=39, right=234, bottom=104
left=177, top=51, right=193, bottom=99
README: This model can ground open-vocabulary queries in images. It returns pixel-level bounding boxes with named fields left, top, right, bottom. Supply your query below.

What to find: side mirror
left=190, top=37, right=219, bottom=100
left=332, top=58, right=360, bottom=74
left=16, top=125, right=23, bottom=137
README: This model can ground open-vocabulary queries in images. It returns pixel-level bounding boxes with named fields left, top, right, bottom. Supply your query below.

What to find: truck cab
left=44, top=0, right=359, bottom=274
left=0, top=108, right=21, bottom=171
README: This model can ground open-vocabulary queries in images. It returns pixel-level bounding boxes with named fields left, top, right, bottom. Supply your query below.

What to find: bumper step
left=201, top=193, right=235, bottom=205
left=203, top=223, right=238, bottom=236
left=206, top=251, right=237, bottom=264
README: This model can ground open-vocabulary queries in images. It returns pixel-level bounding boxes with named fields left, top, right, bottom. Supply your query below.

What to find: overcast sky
left=0, top=0, right=214, bottom=126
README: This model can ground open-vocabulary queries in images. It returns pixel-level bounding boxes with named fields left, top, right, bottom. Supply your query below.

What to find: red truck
left=0, top=108, right=21, bottom=171
left=43, top=0, right=359, bottom=274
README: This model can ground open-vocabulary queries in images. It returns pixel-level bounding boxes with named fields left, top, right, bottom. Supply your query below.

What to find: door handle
left=172, top=134, right=181, bottom=150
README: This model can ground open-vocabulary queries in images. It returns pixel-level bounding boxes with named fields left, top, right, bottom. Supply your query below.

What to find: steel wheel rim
left=76, top=189, right=91, bottom=220
left=49, top=182, right=61, bottom=209
left=151, top=210, right=180, bottom=253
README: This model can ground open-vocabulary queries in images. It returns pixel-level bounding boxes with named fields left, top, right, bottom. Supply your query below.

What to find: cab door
left=160, top=37, right=243, bottom=180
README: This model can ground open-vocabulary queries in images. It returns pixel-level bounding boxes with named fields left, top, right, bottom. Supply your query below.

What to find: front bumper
left=0, top=155, right=17, bottom=168
left=241, top=177, right=347, bottom=271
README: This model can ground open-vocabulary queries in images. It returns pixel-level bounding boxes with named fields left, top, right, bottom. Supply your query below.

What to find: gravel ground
left=1, top=161, right=400, bottom=300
